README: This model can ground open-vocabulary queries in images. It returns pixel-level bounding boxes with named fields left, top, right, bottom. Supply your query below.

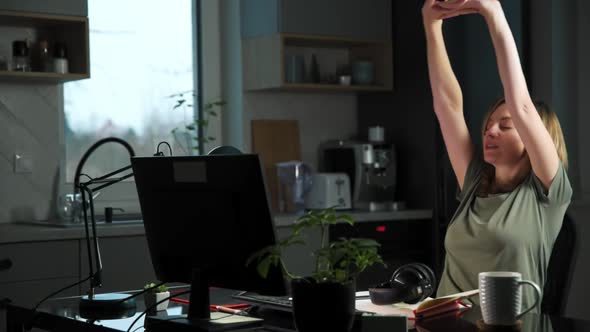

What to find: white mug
left=478, top=271, right=542, bottom=326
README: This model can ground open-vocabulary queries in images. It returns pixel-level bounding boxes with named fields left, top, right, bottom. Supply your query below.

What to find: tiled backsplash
left=243, top=91, right=358, bottom=169
left=0, top=83, right=61, bottom=223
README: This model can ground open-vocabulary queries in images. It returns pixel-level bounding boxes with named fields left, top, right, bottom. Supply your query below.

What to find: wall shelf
left=0, top=10, right=89, bottom=83
left=274, top=83, right=391, bottom=92
left=0, top=70, right=88, bottom=83
left=243, top=33, right=393, bottom=92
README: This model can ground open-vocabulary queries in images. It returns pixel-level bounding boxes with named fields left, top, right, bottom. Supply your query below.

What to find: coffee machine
left=318, top=127, right=397, bottom=211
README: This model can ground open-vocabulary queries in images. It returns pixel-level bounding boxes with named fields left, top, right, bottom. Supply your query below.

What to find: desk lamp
left=73, top=137, right=137, bottom=317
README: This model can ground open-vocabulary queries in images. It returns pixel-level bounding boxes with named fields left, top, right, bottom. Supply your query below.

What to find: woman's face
left=482, top=104, right=527, bottom=167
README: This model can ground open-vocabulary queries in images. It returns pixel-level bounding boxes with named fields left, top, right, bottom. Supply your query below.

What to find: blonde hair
left=481, top=98, right=568, bottom=169
left=478, top=98, right=568, bottom=195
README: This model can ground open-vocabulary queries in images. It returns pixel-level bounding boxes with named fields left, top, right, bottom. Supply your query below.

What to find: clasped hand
left=422, top=0, right=501, bottom=23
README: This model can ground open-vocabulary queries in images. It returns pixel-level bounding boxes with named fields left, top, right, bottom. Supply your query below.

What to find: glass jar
left=53, top=42, right=69, bottom=74
left=12, top=40, right=31, bottom=72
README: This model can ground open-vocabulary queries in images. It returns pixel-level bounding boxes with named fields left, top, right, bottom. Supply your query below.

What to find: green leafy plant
left=169, top=90, right=226, bottom=153
left=144, top=282, right=168, bottom=294
left=248, top=207, right=385, bottom=284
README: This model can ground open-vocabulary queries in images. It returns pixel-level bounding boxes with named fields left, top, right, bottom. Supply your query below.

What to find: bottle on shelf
left=53, top=42, right=69, bottom=74
left=309, top=53, right=320, bottom=84
left=12, top=40, right=31, bottom=72
left=38, top=40, right=52, bottom=72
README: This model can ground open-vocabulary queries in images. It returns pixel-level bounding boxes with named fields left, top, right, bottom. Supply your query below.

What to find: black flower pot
left=291, top=278, right=356, bottom=332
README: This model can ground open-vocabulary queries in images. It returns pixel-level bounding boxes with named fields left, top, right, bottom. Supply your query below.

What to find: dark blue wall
left=357, top=0, right=524, bottom=210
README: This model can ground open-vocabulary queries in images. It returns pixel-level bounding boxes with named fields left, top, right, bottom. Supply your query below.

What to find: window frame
left=57, top=0, right=218, bottom=218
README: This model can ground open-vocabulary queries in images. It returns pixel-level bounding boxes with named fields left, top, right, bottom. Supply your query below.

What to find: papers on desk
left=356, top=299, right=411, bottom=332
left=355, top=289, right=479, bottom=321
left=208, top=311, right=264, bottom=325
left=356, top=298, right=420, bottom=319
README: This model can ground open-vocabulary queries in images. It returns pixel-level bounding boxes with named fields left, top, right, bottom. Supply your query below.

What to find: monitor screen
left=131, top=154, right=286, bottom=297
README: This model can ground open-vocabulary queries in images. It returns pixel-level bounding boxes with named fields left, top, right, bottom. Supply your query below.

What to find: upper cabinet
left=241, top=0, right=391, bottom=41
left=241, top=0, right=393, bottom=92
left=0, top=0, right=87, bottom=17
left=0, top=5, right=89, bottom=83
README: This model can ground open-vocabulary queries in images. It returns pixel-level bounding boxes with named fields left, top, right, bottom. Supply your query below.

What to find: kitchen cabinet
left=0, top=241, right=79, bottom=284
left=0, top=0, right=87, bottom=17
left=80, top=236, right=156, bottom=294
left=0, top=10, right=90, bottom=83
left=1, top=278, right=79, bottom=332
left=243, top=33, right=393, bottom=92
left=241, top=0, right=393, bottom=92
left=241, top=0, right=391, bottom=41
left=0, top=241, right=79, bottom=332
left=330, top=219, right=437, bottom=290
left=0, top=232, right=156, bottom=330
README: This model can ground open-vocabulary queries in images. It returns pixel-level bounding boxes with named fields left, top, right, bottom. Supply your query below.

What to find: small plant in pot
left=248, top=208, right=384, bottom=332
left=143, top=282, right=170, bottom=313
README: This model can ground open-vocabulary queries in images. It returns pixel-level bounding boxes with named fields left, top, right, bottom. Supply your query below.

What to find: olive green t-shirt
left=437, top=156, right=572, bottom=313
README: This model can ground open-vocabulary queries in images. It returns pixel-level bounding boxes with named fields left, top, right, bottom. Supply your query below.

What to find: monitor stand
left=145, top=269, right=264, bottom=332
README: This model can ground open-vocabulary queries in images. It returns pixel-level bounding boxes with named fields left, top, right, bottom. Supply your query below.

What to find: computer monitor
left=131, top=154, right=286, bottom=325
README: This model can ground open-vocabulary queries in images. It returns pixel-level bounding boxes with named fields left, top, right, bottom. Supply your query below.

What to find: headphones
left=368, top=263, right=436, bottom=305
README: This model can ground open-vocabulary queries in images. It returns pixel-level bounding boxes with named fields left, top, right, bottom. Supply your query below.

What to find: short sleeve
left=531, top=161, right=573, bottom=206
left=456, top=154, right=485, bottom=201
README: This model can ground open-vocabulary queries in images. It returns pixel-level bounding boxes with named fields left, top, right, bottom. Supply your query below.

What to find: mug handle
left=515, top=280, right=542, bottom=319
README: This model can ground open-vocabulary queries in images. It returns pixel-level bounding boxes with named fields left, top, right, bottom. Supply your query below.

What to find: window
left=62, top=0, right=199, bottom=215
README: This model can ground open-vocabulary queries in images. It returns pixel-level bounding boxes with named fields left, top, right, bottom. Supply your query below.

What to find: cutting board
left=251, top=120, right=301, bottom=212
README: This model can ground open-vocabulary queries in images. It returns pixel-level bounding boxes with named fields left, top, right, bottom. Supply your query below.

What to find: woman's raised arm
left=483, top=2, right=559, bottom=189
left=440, top=0, right=561, bottom=189
left=423, top=0, right=474, bottom=189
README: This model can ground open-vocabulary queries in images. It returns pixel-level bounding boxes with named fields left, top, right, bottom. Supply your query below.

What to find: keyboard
left=232, top=291, right=293, bottom=311
left=232, top=290, right=371, bottom=312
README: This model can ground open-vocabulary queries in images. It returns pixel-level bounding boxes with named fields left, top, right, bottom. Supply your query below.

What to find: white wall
left=0, top=83, right=62, bottom=223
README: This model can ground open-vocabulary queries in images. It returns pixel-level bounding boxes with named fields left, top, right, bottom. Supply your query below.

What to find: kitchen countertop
left=273, top=209, right=433, bottom=227
left=0, top=220, right=147, bottom=244
left=0, top=209, right=432, bottom=244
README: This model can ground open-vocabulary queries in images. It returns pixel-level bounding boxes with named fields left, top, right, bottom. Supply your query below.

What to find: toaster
left=304, top=173, right=352, bottom=210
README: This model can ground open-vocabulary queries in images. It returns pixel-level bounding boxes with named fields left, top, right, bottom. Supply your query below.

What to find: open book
left=355, top=289, right=479, bottom=321
left=413, top=289, right=479, bottom=320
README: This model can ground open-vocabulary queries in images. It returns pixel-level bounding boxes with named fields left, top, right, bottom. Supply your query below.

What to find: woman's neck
left=492, top=161, right=531, bottom=193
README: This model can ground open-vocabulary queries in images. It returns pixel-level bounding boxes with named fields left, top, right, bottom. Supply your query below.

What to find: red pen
left=170, top=297, right=189, bottom=305
left=214, top=305, right=248, bottom=316
left=170, top=298, right=250, bottom=311
left=217, top=303, right=250, bottom=310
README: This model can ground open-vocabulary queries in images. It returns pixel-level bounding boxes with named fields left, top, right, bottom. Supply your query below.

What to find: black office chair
left=207, top=145, right=242, bottom=155
left=1, top=259, right=12, bottom=308
left=0, top=259, right=10, bottom=272
left=541, top=213, right=576, bottom=316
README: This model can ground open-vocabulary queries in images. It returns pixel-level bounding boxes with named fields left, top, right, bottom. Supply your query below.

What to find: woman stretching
left=422, top=0, right=572, bottom=313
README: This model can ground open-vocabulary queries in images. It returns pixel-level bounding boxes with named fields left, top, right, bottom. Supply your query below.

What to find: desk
left=7, top=288, right=590, bottom=332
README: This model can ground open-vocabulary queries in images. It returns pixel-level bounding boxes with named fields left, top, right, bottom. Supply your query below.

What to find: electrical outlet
left=14, top=153, right=33, bottom=174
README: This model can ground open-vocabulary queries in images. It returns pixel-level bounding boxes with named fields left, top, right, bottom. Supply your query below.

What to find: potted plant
left=248, top=208, right=385, bottom=332
left=169, top=90, right=226, bottom=154
left=143, top=282, right=170, bottom=313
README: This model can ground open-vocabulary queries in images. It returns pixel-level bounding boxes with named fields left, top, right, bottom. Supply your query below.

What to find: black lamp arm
left=80, top=184, right=103, bottom=289
left=73, top=137, right=135, bottom=195
left=73, top=137, right=136, bottom=297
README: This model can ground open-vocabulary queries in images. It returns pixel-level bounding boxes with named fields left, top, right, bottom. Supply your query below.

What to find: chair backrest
left=0, top=259, right=11, bottom=271
left=207, top=145, right=242, bottom=155
left=541, top=213, right=576, bottom=316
